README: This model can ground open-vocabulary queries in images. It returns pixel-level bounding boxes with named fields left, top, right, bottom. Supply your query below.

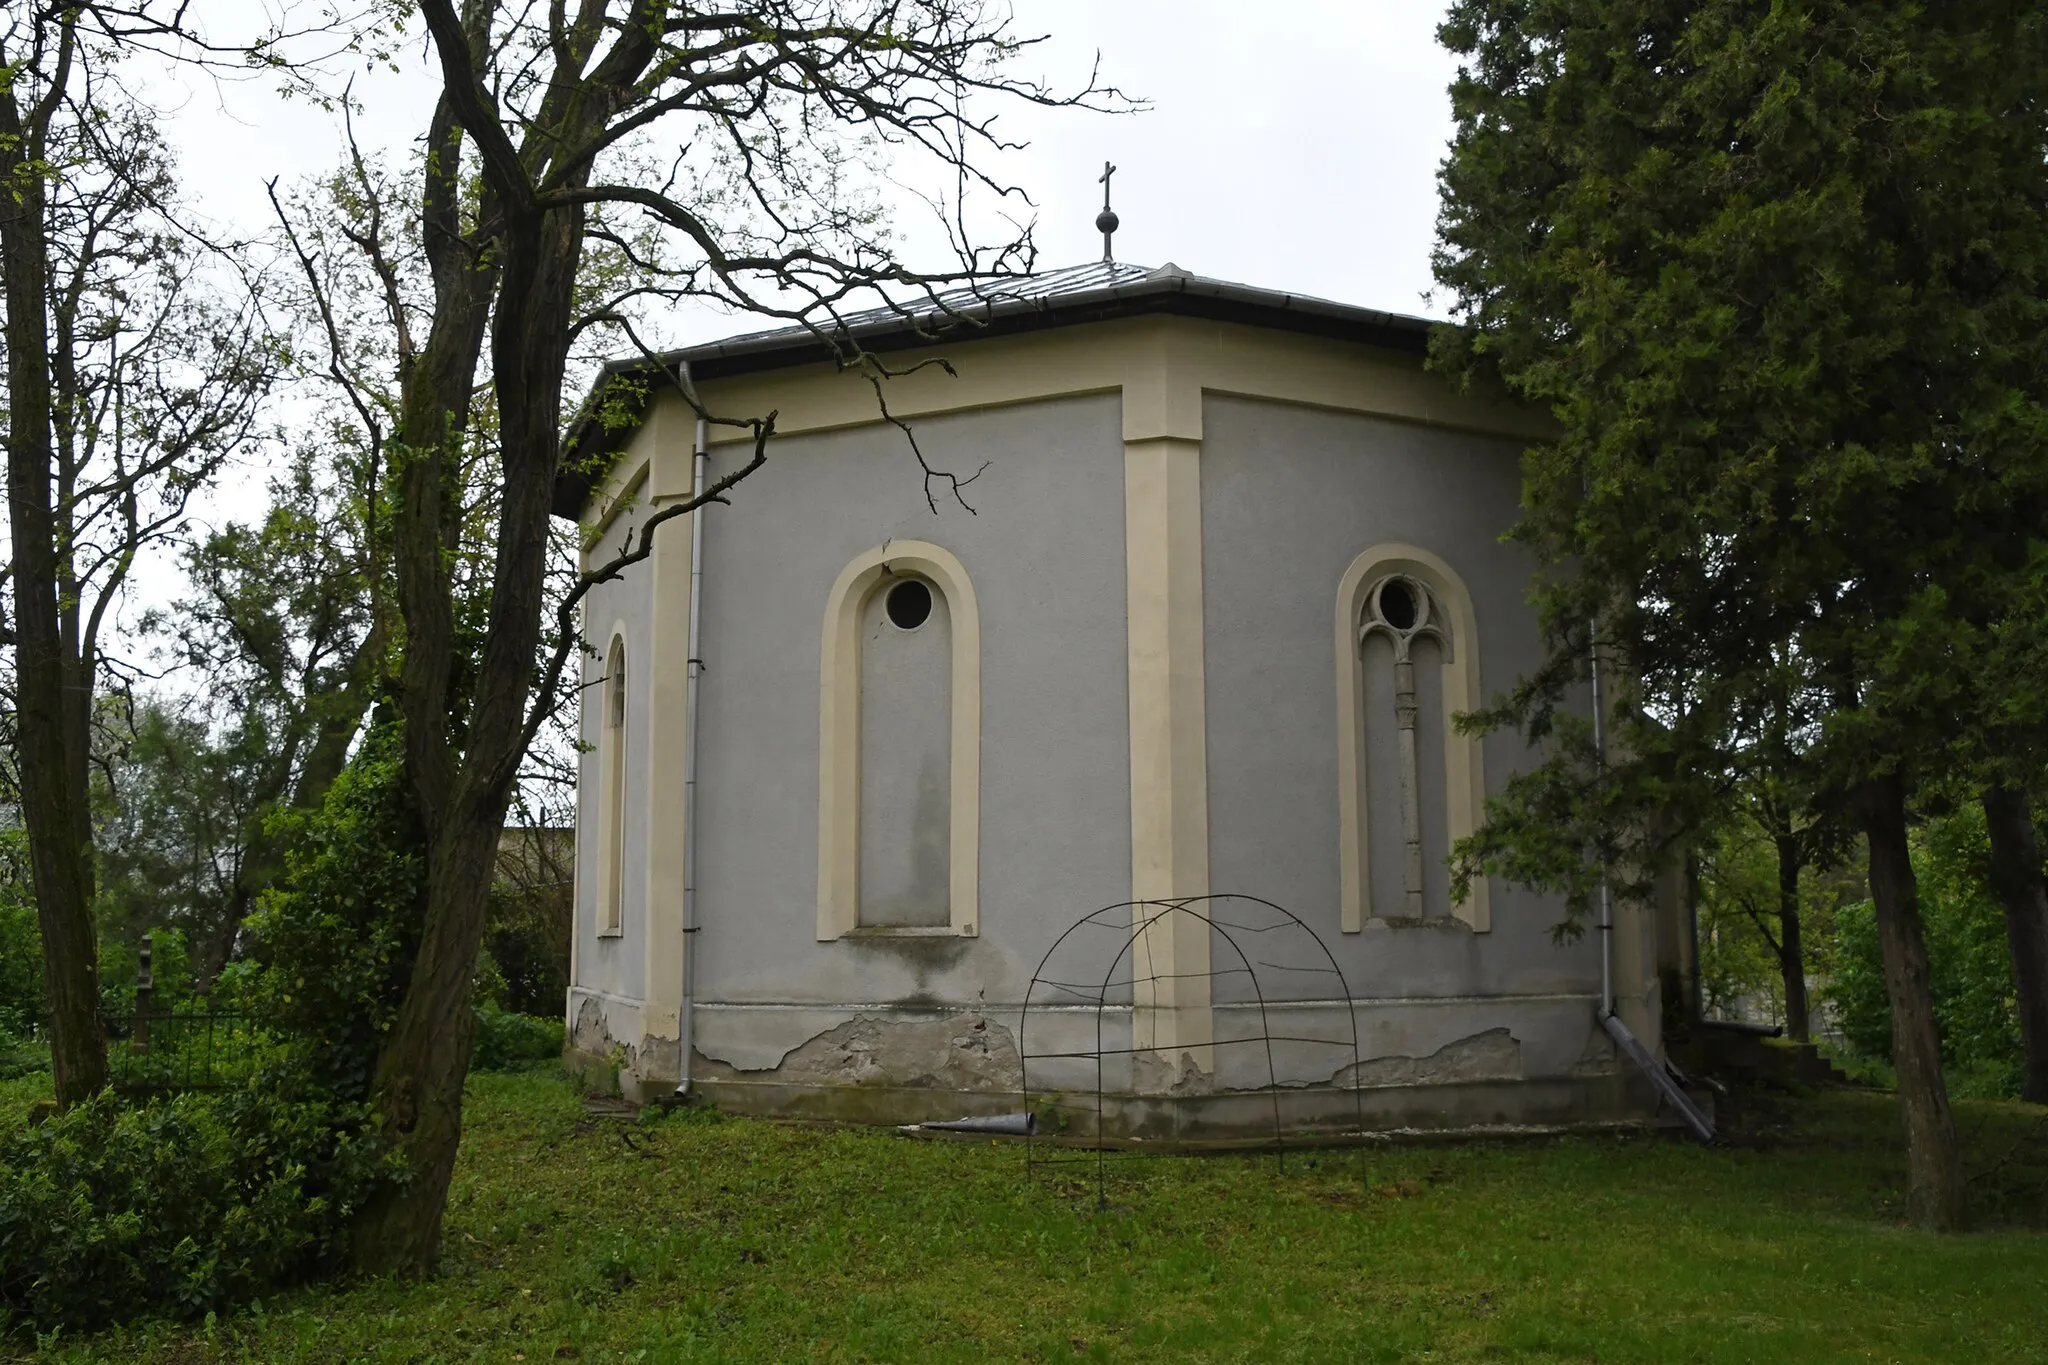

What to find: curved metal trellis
left=1018, top=894, right=1368, bottom=1205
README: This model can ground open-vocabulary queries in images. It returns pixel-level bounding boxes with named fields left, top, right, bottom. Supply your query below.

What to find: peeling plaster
left=572, top=997, right=625, bottom=1060
left=692, top=1011, right=1023, bottom=1091
left=1332, top=1027, right=1522, bottom=1088
left=1571, top=1023, right=1620, bottom=1077
left=1133, top=1048, right=1217, bottom=1096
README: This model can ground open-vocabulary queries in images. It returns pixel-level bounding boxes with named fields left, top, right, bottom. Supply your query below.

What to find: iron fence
left=106, top=1008, right=267, bottom=1096
left=104, top=932, right=271, bottom=1096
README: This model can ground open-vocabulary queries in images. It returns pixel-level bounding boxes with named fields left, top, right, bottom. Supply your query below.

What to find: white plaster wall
left=687, top=393, right=1133, bottom=1069
left=1198, top=395, right=1604, bottom=1061
left=571, top=507, right=657, bottom=1016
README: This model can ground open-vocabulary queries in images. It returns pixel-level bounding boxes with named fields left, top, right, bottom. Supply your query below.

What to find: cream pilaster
left=1122, top=324, right=1213, bottom=1076
left=1611, top=883, right=1663, bottom=1056
left=639, top=394, right=695, bottom=1055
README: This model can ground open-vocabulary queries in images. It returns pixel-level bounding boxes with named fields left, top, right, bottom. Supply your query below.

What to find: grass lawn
left=5, top=1067, right=2047, bottom=1363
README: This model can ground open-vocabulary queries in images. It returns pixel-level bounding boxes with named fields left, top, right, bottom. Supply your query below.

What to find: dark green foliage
left=486, top=825, right=572, bottom=1018
left=94, top=926, right=197, bottom=1023
left=242, top=724, right=423, bottom=1102
left=0, top=834, right=42, bottom=1044
left=1828, top=899, right=1890, bottom=1064
left=1434, top=0, right=2048, bottom=910
left=0, top=727, right=428, bottom=1333
left=1828, top=807, right=2024, bottom=1096
left=1696, top=827, right=1794, bottom=1018
left=0, top=834, right=50, bottom=1082
left=94, top=704, right=268, bottom=993
left=470, top=1007, right=566, bottom=1072
left=0, top=1083, right=392, bottom=1331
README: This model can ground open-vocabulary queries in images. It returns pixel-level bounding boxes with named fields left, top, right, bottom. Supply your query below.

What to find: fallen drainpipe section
left=1589, top=624, right=1716, bottom=1145
left=915, top=1112, right=1038, bottom=1136
left=1602, top=1011, right=1714, bottom=1143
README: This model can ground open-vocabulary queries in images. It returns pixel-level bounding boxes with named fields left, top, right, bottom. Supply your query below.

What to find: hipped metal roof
left=554, top=260, right=1439, bottom=519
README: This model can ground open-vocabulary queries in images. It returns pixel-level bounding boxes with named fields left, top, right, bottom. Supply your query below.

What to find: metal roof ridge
left=644, top=261, right=1431, bottom=369
left=554, top=261, right=1445, bottom=518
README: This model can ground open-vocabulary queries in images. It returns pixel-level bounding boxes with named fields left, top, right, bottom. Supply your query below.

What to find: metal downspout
left=676, top=368, right=709, bottom=1098
left=1588, top=624, right=1715, bottom=1142
left=1590, top=622, right=1616, bottom=1019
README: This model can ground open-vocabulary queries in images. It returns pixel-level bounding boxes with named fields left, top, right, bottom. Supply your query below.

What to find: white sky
left=119, top=1, right=1460, bottom=654
left=157, top=1, right=1460, bottom=326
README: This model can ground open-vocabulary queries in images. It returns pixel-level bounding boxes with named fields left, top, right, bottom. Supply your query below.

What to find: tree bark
left=0, top=28, right=105, bottom=1107
left=1862, top=773, right=1969, bottom=1229
left=1981, top=785, right=2048, bottom=1104
left=346, top=19, right=517, bottom=1268
left=1773, top=834, right=1810, bottom=1043
left=353, top=131, right=587, bottom=1262
left=1683, top=851, right=1704, bottom=1023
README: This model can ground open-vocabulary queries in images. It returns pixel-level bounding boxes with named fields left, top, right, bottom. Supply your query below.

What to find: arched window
left=818, top=541, right=981, bottom=939
left=599, top=634, right=628, bottom=936
left=858, top=574, right=952, bottom=928
left=1359, top=574, right=1453, bottom=920
left=1335, top=545, right=1489, bottom=932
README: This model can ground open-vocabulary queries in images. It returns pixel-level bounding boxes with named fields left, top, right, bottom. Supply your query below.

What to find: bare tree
left=287, top=0, right=1125, bottom=1272
left=2, top=7, right=278, bottom=1104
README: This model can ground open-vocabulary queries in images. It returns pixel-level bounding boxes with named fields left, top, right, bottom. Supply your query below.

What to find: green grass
left=6, top=1068, right=2048, bottom=1363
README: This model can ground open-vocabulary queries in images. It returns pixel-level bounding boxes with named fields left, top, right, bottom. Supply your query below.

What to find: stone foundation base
left=562, top=1042, right=1675, bottom=1145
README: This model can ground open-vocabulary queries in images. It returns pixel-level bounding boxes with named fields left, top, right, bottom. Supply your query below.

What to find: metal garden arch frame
left=1018, top=894, right=1367, bottom=1204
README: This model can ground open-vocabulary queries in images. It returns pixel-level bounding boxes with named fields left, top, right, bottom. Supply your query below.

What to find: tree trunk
left=1683, top=851, right=1704, bottom=1023
left=348, top=32, right=523, bottom=1271
left=1982, top=785, right=2048, bottom=1104
left=0, top=44, right=105, bottom=1107
left=1774, top=834, right=1810, bottom=1043
left=1862, top=773, right=1969, bottom=1229
left=353, top=176, right=583, bottom=1271
left=346, top=814, right=501, bottom=1273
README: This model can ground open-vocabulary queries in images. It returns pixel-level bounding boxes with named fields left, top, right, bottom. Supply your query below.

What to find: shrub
left=0, top=832, right=42, bottom=1043
left=0, top=1034, right=47, bottom=1085
left=0, top=1082, right=393, bottom=1330
left=1823, top=805, right=2024, bottom=1097
left=96, top=924, right=199, bottom=1024
left=242, top=723, right=424, bottom=1101
left=471, top=1007, right=565, bottom=1072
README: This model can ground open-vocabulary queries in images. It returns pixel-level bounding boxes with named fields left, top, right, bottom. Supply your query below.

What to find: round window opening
left=885, top=577, right=933, bottom=630
left=1377, top=578, right=1419, bottom=631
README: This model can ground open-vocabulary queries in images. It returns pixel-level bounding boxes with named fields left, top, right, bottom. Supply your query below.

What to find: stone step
left=1673, top=1022, right=1855, bottom=1089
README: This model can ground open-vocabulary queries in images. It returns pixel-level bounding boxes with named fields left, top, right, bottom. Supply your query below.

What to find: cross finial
left=1095, top=161, right=1119, bottom=263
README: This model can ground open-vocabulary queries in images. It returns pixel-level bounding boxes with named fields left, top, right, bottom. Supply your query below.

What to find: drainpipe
left=1590, top=622, right=1616, bottom=1019
left=1588, top=622, right=1715, bottom=1142
left=675, top=367, right=709, bottom=1098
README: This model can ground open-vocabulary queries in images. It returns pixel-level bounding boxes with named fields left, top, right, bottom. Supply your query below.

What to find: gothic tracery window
left=1358, top=573, right=1454, bottom=920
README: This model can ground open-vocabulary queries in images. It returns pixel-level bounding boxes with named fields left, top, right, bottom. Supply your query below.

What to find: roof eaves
left=553, top=271, right=1440, bottom=519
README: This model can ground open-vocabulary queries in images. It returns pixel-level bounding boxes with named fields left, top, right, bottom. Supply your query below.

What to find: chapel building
left=557, top=259, right=1691, bottom=1138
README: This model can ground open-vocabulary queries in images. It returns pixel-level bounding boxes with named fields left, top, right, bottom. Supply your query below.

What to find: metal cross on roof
left=1096, top=161, right=1120, bottom=263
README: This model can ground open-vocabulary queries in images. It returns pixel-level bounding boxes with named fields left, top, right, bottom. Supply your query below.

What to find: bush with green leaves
left=0, top=1081, right=394, bottom=1330
left=1826, top=806, right=2024, bottom=1097
left=96, top=924, right=198, bottom=1024
left=471, top=1005, right=566, bottom=1072
left=0, top=831, right=43, bottom=1044
left=241, top=722, right=424, bottom=1101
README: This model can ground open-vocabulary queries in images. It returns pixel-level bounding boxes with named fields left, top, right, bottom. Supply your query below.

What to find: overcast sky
left=117, top=2, right=1460, bottom=648
left=158, top=2, right=1461, bottom=331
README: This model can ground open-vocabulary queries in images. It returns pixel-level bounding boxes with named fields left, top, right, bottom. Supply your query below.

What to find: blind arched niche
left=818, top=541, right=981, bottom=940
left=598, top=630, right=629, bottom=937
left=1334, top=544, right=1489, bottom=933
